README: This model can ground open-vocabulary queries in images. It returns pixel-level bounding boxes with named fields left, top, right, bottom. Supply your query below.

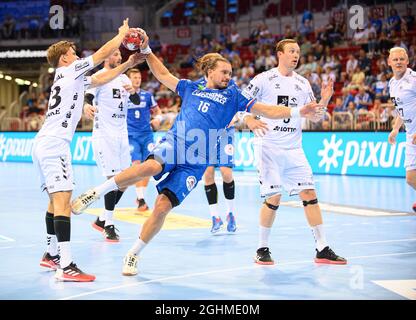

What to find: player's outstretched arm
left=90, top=53, right=143, bottom=88
left=136, top=29, right=179, bottom=92
left=251, top=101, right=323, bottom=120
left=91, top=18, right=130, bottom=66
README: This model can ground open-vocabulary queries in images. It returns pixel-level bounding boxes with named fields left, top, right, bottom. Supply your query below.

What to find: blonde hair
left=195, top=53, right=230, bottom=76
left=46, top=41, right=76, bottom=68
left=389, top=47, right=408, bottom=56
left=275, top=39, right=298, bottom=53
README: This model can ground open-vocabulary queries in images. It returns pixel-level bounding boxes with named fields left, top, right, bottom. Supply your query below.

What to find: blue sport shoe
left=211, top=216, right=223, bottom=233
left=226, top=212, right=237, bottom=232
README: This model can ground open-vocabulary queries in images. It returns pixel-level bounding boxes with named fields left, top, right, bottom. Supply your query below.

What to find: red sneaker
left=136, top=198, right=149, bottom=212
left=40, top=252, right=60, bottom=270
left=55, top=262, right=96, bottom=282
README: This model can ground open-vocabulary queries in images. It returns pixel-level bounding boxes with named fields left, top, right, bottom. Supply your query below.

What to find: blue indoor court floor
left=0, top=162, right=415, bottom=300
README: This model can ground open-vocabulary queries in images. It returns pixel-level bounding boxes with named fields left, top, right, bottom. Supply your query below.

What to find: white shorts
left=32, top=136, right=74, bottom=193
left=92, top=135, right=131, bottom=177
left=255, top=142, right=315, bottom=197
left=405, top=143, right=416, bottom=171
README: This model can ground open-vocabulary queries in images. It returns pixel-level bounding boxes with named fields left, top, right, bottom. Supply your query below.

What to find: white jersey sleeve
left=242, top=74, right=263, bottom=101
left=71, top=56, right=95, bottom=80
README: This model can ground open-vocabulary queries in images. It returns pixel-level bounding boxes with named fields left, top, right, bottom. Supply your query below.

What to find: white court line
left=59, top=251, right=416, bottom=300
left=0, top=235, right=15, bottom=242
left=350, top=238, right=416, bottom=245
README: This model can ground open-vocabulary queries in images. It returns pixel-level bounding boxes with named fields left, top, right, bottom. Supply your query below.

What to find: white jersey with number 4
left=36, top=56, right=94, bottom=142
left=242, top=68, right=315, bottom=149
left=87, top=68, right=132, bottom=138
left=389, top=68, right=416, bottom=146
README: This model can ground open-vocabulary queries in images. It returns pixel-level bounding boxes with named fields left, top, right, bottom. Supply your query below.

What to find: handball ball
left=122, top=28, right=142, bottom=51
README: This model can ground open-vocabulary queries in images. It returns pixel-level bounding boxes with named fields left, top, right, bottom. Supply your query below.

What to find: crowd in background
left=12, top=4, right=416, bottom=132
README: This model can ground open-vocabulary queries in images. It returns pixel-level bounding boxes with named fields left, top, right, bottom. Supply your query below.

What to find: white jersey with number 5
left=389, top=68, right=416, bottom=146
left=36, top=56, right=94, bottom=142
left=242, top=68, right=315, bottom=149
left=87, top=68, right=131, bottom=138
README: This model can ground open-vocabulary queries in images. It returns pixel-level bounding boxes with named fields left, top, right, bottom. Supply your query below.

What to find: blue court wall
left=0, top=131, right=406, bottom=177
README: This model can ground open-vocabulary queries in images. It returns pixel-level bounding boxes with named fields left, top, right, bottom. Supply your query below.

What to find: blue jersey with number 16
left=164, top=79, right=255, bottom=162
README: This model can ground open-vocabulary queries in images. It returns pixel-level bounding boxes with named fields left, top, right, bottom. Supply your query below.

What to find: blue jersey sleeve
left=236, top=87, right=256, bottom=113
left=175, top=79, right=192, bottom=98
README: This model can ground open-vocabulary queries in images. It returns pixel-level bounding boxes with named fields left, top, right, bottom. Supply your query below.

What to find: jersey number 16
left=198, top=101, right=210, bottom=113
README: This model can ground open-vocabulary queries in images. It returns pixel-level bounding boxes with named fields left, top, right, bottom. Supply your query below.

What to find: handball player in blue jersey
left=71, top=29, right=323, bottom=276
left=126, top=68, right=162, bottom=212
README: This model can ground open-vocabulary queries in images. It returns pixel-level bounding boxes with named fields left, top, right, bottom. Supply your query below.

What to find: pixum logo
left=317, top=134, right=406, bottom=174
left=318, top=134, right=344, bottom=172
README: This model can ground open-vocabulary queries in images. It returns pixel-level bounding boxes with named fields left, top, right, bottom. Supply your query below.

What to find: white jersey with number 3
left=389, top=68, right=416, bottom=145
left=36, top=56, right=94, bottom=142
left=242, top=68, right=315, bottom=149
left=87, top=68, right=132, bottom=138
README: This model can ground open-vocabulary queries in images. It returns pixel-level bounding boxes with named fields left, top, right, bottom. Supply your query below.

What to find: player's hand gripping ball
left=122, top=28, right=142, bottom=51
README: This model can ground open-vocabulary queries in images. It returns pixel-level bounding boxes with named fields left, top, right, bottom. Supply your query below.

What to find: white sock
left=94, top=177, right=118, bottom=196
left=46, top=234, right=58, bottom=256
left=136, top=187, right=145, bottom=200
left=58, top=241, right=72, bottom=268
left=311, top=224, right=328, bottom=252
left=99, top=211, right=106, bottom=221
left=104, top=209, right=114, bottom=227
left=128, top=238, right=147, bottom=256
left=208, top=203, right=219, bottom=218
left=258, top=225, right=272, bottom=249
left=225, top=199, right=235, bottom=215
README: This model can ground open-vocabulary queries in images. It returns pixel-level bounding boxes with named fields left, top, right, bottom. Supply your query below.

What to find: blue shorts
left=148, top=137, right=207, bottom=207
left=208, top=127, right=235, bottom=168
left=128, top=132, right=154, bottom=162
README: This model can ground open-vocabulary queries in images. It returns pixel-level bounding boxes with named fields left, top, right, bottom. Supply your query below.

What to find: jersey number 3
left=49, top=86, right=61, bottom=110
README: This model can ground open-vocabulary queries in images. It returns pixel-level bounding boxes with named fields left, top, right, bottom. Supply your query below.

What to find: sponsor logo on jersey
left=289, top=97, right=297, bottom=107
left=191, top=90, right=228, bottom=104
left=73, top=92, right=78, bottom=100
left=273, top=125, right=297, bottom=132
left=295, top=76, right=305, bottom=85
left=297, top=182, right=314, bottom=186
left=294, top=84, right=302, bottom=92
left=269, top=74, right=278, bottom=81
left=186, top=176, right=197, bottom=191
left=277, top=95, right=289, bottom=106
left=75, top=60, right=90, bottom=72
left=113, top=89, right=121, bottom=98
left=62, top=120, right=68, bottom=128
left=275, top=83, right=280, bottom=89
left=56, top=73, right=64, bottom=81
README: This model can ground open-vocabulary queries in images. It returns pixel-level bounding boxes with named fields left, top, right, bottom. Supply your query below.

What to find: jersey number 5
left=198, top=101, right=210, bottom=113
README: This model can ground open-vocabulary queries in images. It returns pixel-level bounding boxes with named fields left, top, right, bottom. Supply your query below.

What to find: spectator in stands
left=352, top=27, right=369, bottom=46
left=264, top=48, right=277, bottom=70
left=378, top=31, right=394, bottom=54
left=258, top=23, right=273, bottom=47
left=369, top=8, right=383, bottom=35
left=300, top=36, right=312, bottom=55
left=348, top=65, right=365, bottom=90
left=372, top=73, right=389, bottom=102
left=241, top=59, right=255, bottom=80
left=201, top=14, right=213, bottom=41
left=144, top=74, right=160, bottom=94
left=249, top=23, right=262, bottom=45
left=358, top=49, right=371, bottom=75
left=354, top=87, right=373, bottom=112
left=367, top=31, right=378, bottom=56
left=19, top=105, right=30, bottom=120
left=2, top=15, right=15, bottom=39
left=295, top=55, right=307, bottom=76
left=302, top=9, right=313, bottom=25
left=229, top=28, right=240, bottom=45
left=339, top=87, right=355, bottom=111
left=403, top=7, right=415, bottom=31
left=254, top=50, right=265, bottom=73
left=149, top=34, right=163, bottom=54
left=321, top=66, right=336, bottom=87
left=299, top=19, right=313, bottom=38
left=346, top=53, right=358, bottom=76
left=333, top=96, right=347, bottom=112
left=387, top=8, right=402, bottom=34
left=304, top=54, right=318, bottom=73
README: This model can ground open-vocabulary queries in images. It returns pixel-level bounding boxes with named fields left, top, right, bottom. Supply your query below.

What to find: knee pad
left=303, top=198, right=318, bottom=207
left=263, top=200, right=279, bottom=211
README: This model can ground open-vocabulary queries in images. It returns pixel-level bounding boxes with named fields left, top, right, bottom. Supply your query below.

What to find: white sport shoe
left=122, top=253, right=138, bottom=276
left=71, top=189, right=100, bottom=215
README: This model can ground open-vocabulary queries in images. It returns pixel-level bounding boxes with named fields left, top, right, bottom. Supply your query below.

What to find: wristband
left=140, top=46, right=152, bottom=55
left=290, top=107, right=301, bottom=119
